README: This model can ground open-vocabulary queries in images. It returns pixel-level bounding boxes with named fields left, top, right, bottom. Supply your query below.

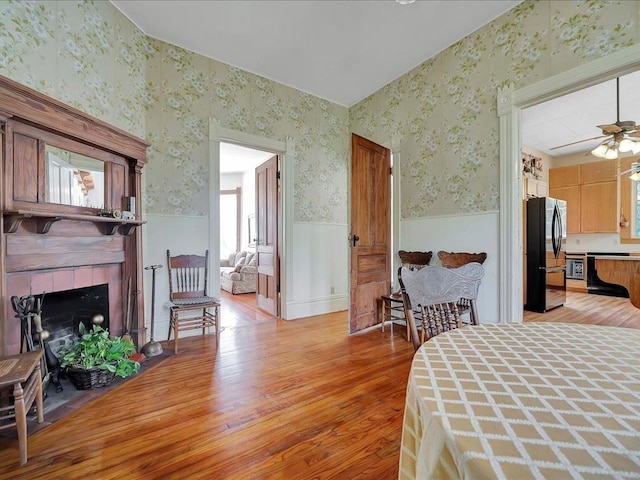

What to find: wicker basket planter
left=64, top=365, right=117, bottom=390
left=59, top=324, right=140, bottom=390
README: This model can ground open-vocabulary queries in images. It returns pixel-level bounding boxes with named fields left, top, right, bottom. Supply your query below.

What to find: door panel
left=256, top=155, right=279, bottom=316
left=350, top=134, right=391, bottom=333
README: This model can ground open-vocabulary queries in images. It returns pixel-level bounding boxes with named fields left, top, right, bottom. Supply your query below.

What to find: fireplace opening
left=39, top=284, right=110, bottom=358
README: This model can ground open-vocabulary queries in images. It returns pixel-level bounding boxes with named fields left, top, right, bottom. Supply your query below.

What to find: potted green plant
left=60, top=323, right=140, bottom=390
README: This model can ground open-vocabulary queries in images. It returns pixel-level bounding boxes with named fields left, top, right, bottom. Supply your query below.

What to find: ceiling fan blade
left=597, top=124, right=623, bottom=134
left=550, top=134, right=609, bottom=151
left=629, top=130, right=640, bottom=138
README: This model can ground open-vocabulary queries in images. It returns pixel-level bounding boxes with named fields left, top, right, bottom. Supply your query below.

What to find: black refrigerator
left=525, top=197, right=567, bottom=313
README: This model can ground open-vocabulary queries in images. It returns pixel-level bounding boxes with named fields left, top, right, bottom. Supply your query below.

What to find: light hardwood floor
left=0, top=290, right=637, bottom=478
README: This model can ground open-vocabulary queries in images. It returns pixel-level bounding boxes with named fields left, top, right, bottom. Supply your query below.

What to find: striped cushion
left=171, top=296, right=219, bottom=306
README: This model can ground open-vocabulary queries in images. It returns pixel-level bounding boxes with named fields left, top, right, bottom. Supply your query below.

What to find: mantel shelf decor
left=2, top=210, right=145, bottom=235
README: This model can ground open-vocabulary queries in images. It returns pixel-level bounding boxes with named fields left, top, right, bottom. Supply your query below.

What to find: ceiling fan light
left=632, top=143, right=640, bottom=154
left=604, top=147, right=619, bottom=160
left=591, top=144, right=608, bottom=157
left=619, top=138, right=635, bottom=152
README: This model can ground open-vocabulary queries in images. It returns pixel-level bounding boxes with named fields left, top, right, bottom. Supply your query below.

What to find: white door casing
left=209, top=118, right=295, bottom=318
left=498, top=43, right=640, bottom=324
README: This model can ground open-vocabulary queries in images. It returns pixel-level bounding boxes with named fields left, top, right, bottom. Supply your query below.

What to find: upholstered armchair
left=220, top=251, right=257, bottom=294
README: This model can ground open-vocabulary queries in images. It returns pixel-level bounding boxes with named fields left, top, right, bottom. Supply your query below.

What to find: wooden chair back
left=167, top=250, right=210, bottom=300
left=398, top=264, right=484, bottom=351
left=437, top=251, right=487, bottom=325
left=437, top=251, right=487, bottom=268
left=398, top=250, right=433, bottom=269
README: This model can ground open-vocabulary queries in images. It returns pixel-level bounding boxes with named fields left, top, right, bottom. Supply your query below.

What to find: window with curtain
left=220, top=188, right=241, bottom=259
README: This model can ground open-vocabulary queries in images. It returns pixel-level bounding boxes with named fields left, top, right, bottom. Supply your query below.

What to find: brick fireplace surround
left=0, top=75, right=148, bottom=357
left=5, top=264, right=123, bottom=355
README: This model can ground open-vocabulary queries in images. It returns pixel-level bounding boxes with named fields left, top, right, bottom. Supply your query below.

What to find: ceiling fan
left=550, top=77, right=640, bottom=158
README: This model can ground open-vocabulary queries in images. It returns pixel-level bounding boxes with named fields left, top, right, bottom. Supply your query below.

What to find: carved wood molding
left=0, top=75, right=149, bottom=162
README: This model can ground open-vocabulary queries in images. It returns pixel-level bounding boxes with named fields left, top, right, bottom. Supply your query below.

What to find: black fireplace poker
left=141, top=264, right=163, bottom=357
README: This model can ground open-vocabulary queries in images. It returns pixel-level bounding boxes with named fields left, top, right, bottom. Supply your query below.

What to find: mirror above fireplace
left=45, top=145, right=105, bottom=209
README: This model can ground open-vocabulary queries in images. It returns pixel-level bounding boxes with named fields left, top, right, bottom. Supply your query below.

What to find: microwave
left=566, top=257, right=584, bottom=280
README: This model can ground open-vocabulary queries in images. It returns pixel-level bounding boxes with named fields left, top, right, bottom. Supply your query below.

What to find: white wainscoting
left=142, top=214, right=211, bottom=340
left=400, top=211, right=500, bottom=324
left=142, top=215, right=350, bottom=338
left=142, top=213, right=499, bottom=338
left=285, top=222, right=349, bottom=319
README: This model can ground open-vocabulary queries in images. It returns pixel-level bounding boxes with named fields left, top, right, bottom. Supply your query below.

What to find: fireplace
left=5, top=264, right=124, bottom=356
left=38, top=284, right=110, bottom=358
left=0, top=75, right=148, bottom=357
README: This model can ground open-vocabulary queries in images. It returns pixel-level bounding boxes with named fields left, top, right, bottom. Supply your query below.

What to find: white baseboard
left=284, top=294, right=348, bottom=320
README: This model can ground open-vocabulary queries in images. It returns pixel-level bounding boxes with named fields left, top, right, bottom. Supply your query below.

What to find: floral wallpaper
left=143, top=42, right=349, bottom=220
left=0, top=0, right=349, bottom=223
left=0, top=0, right=149, bottom=139
left=350, top=0, right=639, bottom=218
left=0, top=0, right=638, bottom=223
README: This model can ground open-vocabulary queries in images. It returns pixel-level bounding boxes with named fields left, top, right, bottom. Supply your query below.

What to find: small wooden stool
left=379, top=292, right=410, bottom=342
left=0, top=350, right=44, bottom=465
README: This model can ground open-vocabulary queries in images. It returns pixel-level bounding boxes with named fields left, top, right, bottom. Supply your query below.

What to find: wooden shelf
left=3, top=210, right=145, bottom=236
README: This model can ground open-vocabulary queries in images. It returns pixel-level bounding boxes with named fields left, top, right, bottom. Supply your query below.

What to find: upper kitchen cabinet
left=580, top=181, right=618, bottom=232
left=523, top=177, right=548, bottom=198
left=580, top=161, right=617, bottom=184
left=549, top=165, right=580, bottom=187
left=549, top=185, right=580, bottom=233
left=549, top=160, right=618, bottom=234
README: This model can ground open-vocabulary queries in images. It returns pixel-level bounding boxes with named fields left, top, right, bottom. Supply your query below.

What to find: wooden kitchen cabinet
left=523, top=177, right=548, bottom=198
left=549, top=160, right=618, bottom=234
left=549, top=185, right=581, bottom=233
left=580, top=180, right=618, bottom=232
left=580, top=160, right=617, bottom=184
left=549, top=164, right=580, bottom=187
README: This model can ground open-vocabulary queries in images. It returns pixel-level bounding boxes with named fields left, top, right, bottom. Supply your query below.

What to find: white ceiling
left=220, top=142, right=273, bottom=174
left=522, top=70, right=640, bottom=158
left=110, top=0, right=521, bottom=107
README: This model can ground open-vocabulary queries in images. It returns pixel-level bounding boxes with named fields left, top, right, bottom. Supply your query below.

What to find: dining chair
left=437, top=251, right=487, bottom=325
left=380, top=250, right=433, bottom=340
left=166, top=250, right=221, bottom=354
left=0, top=350, right=44, bottom=465
left=398, top=263, right=484, bottom=351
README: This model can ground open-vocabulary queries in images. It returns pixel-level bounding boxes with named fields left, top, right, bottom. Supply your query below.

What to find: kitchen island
left=594, top=255, right=640, bottom=308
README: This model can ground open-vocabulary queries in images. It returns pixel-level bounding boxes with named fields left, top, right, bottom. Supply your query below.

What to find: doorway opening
left=498, top=43, right=640, bottom=323
left=219, top=142, right=276, bottom=314
left=520, top=71, right=640, bottom=316
left=208, top=119, right=293, bottom=319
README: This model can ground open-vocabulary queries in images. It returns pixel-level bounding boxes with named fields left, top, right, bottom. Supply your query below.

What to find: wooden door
left=255, top=155, right=279, bottom=316
left=350, top=134, right=391, bottom=333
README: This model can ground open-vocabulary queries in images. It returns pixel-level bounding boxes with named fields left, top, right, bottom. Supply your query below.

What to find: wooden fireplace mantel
left=3, top=210, right=146, bottom=235
left=0, top=74, right=150, bottom=356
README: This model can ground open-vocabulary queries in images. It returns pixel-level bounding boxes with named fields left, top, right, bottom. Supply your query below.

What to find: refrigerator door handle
left=551, top=204, right=561, bottom=259
left=539, top=266, right=566, bottom=272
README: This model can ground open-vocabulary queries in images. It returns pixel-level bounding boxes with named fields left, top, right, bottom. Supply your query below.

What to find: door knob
left=352, top=234, right=359, bottom=247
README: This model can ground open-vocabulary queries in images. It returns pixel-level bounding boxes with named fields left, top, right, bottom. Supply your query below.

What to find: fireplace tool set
left=141, top=264, right=163, bottom=357
left=10, top=293, right=62, bottom=393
